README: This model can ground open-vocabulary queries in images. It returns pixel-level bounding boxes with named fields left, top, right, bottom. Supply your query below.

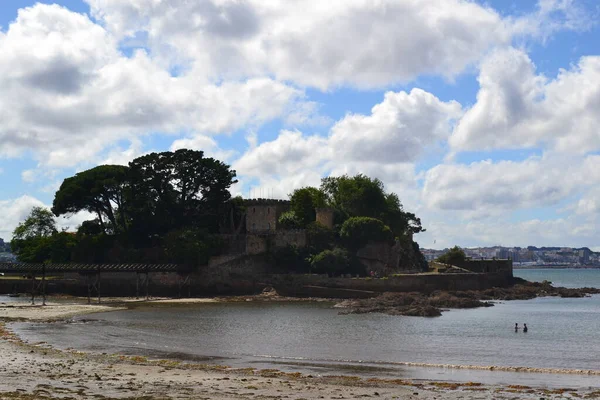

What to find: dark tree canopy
left=289, top=187, right=326, bottom=227
left=128, top=149, right=237, bottom=239
left=12, top=207, right=57, bottom=240
left=436, top=246, right=467, bottom=266
left=52, top=165, right=129, bottom=233
left=320, top=174, right=424, bottom=235
left=339, top=217, right=394, bottom=251
left=11, top=207, right=59, bottom=263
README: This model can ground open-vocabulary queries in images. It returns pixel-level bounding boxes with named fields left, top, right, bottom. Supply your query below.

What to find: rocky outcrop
left=356, top=240, right=427, bottom=275
left=336, top=278, right=600, bottom=317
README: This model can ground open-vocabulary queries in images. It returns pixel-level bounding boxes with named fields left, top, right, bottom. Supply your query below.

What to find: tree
left=278, top=211, right=302, bottom=229
left=383, top=193, right=424, bottom=235
left=436, top=246, right=467, bottom=266
left=219, top=196, right=246, bottom=234
left=306, top=221, right=335, bottom=254
left=52, top=165, right=129, bottom=233
left=321, top=174, right=387, bottom=221
left=163, top=228, right=223, bottom=269
left=320, top=174, right=423, bottom=235
left=339, top=217, right=394, bottom=252
left=289, top=187, right=326, bottom=226
left=311, top=248, right=351, bottom=276
left=12, top=207, right=57, bottom=240
left=11, top=207, right=58, bottom=263
left=128, top=149, right=237, bottom=239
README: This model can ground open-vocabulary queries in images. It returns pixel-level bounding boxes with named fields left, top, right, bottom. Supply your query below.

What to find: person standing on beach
left=523, top=324, right=528, bottom=333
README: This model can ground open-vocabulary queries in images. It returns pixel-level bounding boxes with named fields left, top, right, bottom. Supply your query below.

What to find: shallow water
left=9, top=269, right=600, bottom=388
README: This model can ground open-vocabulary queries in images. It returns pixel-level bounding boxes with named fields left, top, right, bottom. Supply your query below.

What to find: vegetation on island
left=10, top=149, right=427, bottom=275
left=435, top=246, right=467, bottom=266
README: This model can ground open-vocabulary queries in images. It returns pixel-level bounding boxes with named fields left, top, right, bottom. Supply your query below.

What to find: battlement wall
left=455, top=259, right=513, bottom=277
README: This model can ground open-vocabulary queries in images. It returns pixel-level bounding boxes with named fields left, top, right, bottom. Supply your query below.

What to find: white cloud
left=21, top=169, right=37, bottom=183
left=0, top=4, right=308, bottom=167
left=0, top=196, right=46, bottom=240
left=450, top=47, right=600, bottom=154
left=235, top=88, right=459, bottom=177
left=419, top=214, right=600, bottom=249
left=234, top=130, right=329, bottom=179
left=234, top=88, right=456, bottom=207
left=0, top=195, right=94, bottom=240
left=423, top=154, right=600, bottom=212
left=170, top=135, right=238, bottom=162
left=330, top=89, right=461, bottom=164
left=87, top=0, right=592, bottom=90
left=87, top=0, right=512, bottom=90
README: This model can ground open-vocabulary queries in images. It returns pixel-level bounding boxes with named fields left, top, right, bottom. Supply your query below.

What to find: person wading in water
left=515, top=323, right=519, bottom=332
left=523, top=323, right=528, bottom=333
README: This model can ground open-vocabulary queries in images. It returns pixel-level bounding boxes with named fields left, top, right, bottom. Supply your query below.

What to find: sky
left=1, top=0, right=600, bottom=250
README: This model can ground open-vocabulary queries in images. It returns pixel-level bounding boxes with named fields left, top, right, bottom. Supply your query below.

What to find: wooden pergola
left=0, top=263, right=186, bottom=305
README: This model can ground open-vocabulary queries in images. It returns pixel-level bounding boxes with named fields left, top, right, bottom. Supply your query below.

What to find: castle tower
left=315, top=208, right=334, bottom=229
left=245, top=199, right=291, bottom=233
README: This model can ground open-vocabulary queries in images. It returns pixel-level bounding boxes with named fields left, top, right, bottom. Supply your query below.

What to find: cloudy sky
left=1, top=0, right=600, bottom=249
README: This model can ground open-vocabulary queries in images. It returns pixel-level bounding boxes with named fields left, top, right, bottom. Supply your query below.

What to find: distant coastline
left=513, top=265, right=600, bottom=269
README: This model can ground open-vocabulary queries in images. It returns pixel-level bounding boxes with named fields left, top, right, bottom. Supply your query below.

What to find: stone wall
left=315, top=208, right=334, bottom=229
left=246, top=234, right=270, bottom=255
left=0, top=255, right=270, bottom=298
left=245, top=230, right=307, bottom=255
left=246, top=205, right=278, bottom=232
left=0, top=256, right=514, bottom=299
left=356, top=241, right=426, bottom=275
left=274, top=230, right=307, bottom=248
left=455, top=259, right=513, bottom=277
left=270, top=271, right=514, bottom=298
left=245, top=199, right=291, bottom=233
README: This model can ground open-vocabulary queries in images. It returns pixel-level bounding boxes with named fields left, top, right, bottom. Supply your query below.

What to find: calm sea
left=7, top=269, right=600, bottom=388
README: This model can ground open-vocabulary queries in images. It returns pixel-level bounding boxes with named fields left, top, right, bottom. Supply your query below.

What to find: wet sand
left=1, top=301, right=599, bottom=399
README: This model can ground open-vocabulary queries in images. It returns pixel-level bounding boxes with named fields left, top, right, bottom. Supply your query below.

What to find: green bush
left=339, top=217, right=394, bottom=251
left=311, top=248, right=350, bottom=276
left=269, top=245, right=310, bottom=273
left=306, top=221, right=335, bottom=254
left=278, top=211, right=302, bottom=229
left=163, top=229, right=223, bottom=269
left=436, top=246, right=466, bottom=266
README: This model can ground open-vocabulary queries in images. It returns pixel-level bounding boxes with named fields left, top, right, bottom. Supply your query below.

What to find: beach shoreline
left=1, top=300, right=600, bottom=399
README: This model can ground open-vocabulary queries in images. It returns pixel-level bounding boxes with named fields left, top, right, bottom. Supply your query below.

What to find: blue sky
left=2, top=0, right=600, bottom=249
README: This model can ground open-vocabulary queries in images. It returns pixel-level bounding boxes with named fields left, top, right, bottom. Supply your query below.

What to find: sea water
left=9, top=269, right=600, bottom=388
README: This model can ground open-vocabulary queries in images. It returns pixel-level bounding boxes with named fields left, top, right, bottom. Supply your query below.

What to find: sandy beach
left=1, top=300, right=600, bottom=399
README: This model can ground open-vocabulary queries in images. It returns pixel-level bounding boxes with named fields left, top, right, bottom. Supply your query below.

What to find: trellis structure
left=0, top=263, right=186, bottom=305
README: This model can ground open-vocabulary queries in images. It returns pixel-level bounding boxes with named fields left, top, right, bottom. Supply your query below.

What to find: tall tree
left=11, top=207, right=58, bottom=263
left=12, top=207, right=57, bottom=240
left=52, top=165, right=129, bottom=233
left=320, top=174, right=423, bottom=235
left=289, top=187, right=326, bottom=226
left=128, top=149, right=237, bottom=238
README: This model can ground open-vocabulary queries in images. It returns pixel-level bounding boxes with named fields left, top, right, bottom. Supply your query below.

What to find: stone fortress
left=243, top=199, right=333, bottom=255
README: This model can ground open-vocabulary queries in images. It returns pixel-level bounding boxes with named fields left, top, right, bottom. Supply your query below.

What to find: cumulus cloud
left=330, top=89, right=461, bottom=164
left=420, top=214, right=600, bottom=249
left=0, top=4, right=308, bottom=167
left=234, top=88, right=456, bottom=206
left=87, top=0, right=592, bottom=90
left=423, top=154, right=600, bottom=212
left=234, top=130, right=329, bottom=179
left=0, top=196, right=46, bottom=240
left=407, top=151, right=600, bottom=248
left=235, top=88, right=459, bottom=176
left=86, top=0, right=512, bottom=90
left=450, top=47, right=600, bottom=153
left=0, top=196, right=95, bottom=240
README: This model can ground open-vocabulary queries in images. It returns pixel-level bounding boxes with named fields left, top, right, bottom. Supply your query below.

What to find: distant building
left=579, top=248, right=591, bottom=264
